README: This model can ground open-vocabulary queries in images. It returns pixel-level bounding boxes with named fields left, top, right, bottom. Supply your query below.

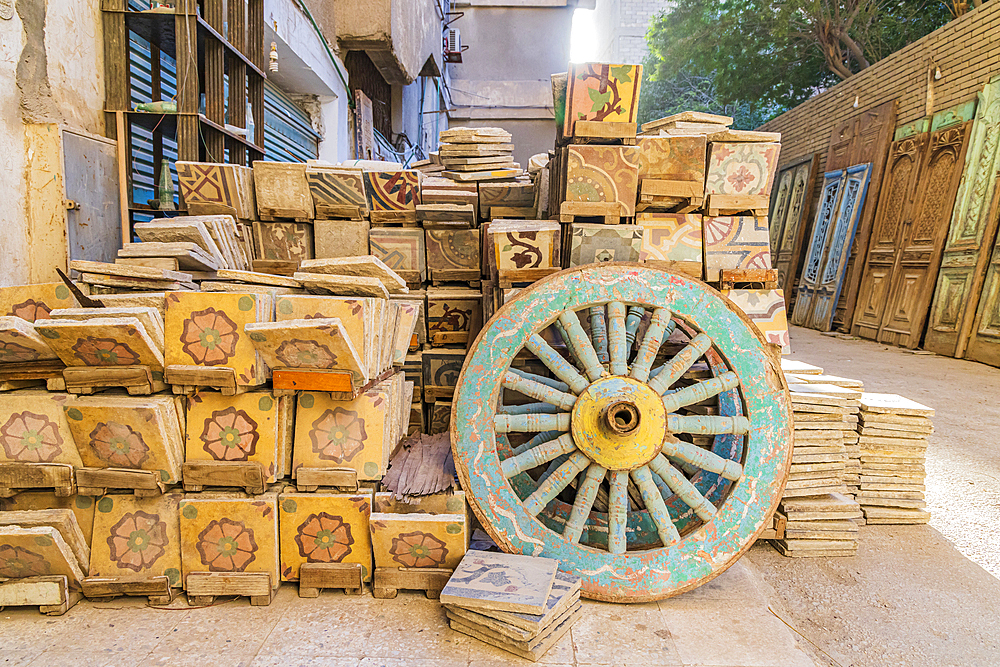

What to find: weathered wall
left=591, top=0, right=669, bottom=63
left=448, top=4, right=572, bottom=166
left=335, top=0, right=440, bottom=84
left=760, top=3, right=1000, bottom=173
left=0, top=0, right=105, bottom=287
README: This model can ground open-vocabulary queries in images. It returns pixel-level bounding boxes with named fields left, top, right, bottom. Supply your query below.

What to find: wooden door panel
left=877, top=268, right=925, bottom=346
left=878, top=120, right=972, bottom=348
left=768, top=168, right=794, bottom=253
left=851, top=134, right=927, bottom=337
left=825, top=118, right=857, bottom=171
left=791, top=170, right=844, bottom=326
left=809, top=163, right=873, bottom=331
left=926, top=77, right=1000, bottom=357
left=831, top=100, right=898, bottom=331
left=776, top=154, right=820, bottom=304
left=966, top=229, right=1000, bottom=367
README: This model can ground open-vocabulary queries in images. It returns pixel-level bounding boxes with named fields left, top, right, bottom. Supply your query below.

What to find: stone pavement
left=0, top=560, right=818, bottom=667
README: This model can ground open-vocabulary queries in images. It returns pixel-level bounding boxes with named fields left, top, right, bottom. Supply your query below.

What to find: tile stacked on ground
left=440, top=550, right=580, bottom=661
left=856, top=393, right=934, bottom=524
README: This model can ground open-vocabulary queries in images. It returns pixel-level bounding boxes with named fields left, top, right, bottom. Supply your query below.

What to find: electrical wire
left=287, top=0, right=353, bottom=107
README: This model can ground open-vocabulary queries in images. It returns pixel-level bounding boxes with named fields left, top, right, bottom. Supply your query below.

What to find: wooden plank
left=272, top=368, right=356, bottom=394
left=573, top=120, right=637, bottom=139
left=442, top=169, right=521, bottom=182
left=117, top=242, right=218, bottom=271
left=298, top=563, right=364, bottom=597
left=0, top=575, right=79, bottom=616
left=0, top=463, right=75, bottom=497
left=165, top=365, right=238, bottom=393
left=294, top=466, right=359, bottom=492
left=75, top=467, right=164, bottom=495
left=298, top=257, right=407, bottom=294
left=372, top=566, right=452, bottom=600
left=82, top=576, right=175, bottom=603
left=181, top=460, right=266, bottom=494
left=640, top=179, right=703, bottom=199
left=215, top=269, right=301, bottom=288
left=186, top=571, right=273, bottom=600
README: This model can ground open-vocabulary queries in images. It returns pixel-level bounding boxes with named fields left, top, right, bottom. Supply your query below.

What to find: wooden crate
left=62, top=394, right=184, bottom=486
left=164, top=292, right=274, bottom=391
left=252, top=161, right=314, bottom=221
left=426, top=289, right=483, bottom=347
left=277, top=489, right=374, bottom=584
left=184, top=391, right=290, bottom=485
left=86, top=492, right=183, bottom=594
left=425, top=229, right=481, bottom=285
left=178, top=490, right=281, bottom=604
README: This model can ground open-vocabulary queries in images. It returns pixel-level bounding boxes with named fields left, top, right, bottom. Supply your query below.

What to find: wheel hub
left=571, top=376, right=666, bottom=471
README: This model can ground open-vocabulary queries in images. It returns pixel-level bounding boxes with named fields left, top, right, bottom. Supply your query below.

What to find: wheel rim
left=451, top=263, right=792, bottom=602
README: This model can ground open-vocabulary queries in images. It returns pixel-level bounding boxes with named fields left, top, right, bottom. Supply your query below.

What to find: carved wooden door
left=790, top=170, right=844, bottom=326
left=926, top=77, right=1000, bottom=358
left=824, top=100, right=898, bottom=331
left=768, top=167, right=795, bottom=253
left=851, top=129, right=929, bottom=339
left=966, top=228, right=1000, bottom=367
left=808, top=163, right=873, bottom=330
left=877, top=114, right=974, bottom=347
left=774, top=154, right=820, bottom=305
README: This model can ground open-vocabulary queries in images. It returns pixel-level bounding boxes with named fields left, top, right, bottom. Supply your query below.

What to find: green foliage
left=644, top=0, right=952, bottom=119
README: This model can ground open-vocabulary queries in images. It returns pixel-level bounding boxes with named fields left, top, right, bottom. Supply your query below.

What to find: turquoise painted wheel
left=451, top=263, right=792, bottom=602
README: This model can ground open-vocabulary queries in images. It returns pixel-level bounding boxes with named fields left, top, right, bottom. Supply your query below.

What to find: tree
left=646, top=0, right=952, bottom=114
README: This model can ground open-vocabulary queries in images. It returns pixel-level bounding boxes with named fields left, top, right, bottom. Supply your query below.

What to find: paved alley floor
left=0, top=560, right=816, bottom=667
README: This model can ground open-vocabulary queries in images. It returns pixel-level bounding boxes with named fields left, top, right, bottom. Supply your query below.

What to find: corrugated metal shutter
left=264, top=81, right=320, bottom=163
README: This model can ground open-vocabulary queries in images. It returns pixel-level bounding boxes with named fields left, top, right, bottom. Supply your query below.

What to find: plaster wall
left=591, top=0, right=671, bottom=63
left=335, top=0, right=441, bottom=84
left=0, top=0, right=105, bottom=287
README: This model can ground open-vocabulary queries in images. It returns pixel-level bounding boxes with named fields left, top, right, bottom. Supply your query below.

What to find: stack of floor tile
left=772, top=379, right=863, bottom=557
left=441, top=550, right=581, bottom=661
left=785, top=372, right=864, bottom=494
left=438, top=128, right=521, bottom=182
left=856, top=393, right=934, bottom=524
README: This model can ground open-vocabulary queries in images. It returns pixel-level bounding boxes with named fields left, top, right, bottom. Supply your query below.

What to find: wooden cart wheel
left=451, top=263, right=792, bottom=602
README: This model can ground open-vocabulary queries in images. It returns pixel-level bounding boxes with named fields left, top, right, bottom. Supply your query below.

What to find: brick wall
left=759, top=3, right=1000, bottom=173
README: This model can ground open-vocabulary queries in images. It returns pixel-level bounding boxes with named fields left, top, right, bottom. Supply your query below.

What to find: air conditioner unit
left=444, top=28, right=466, bottom=63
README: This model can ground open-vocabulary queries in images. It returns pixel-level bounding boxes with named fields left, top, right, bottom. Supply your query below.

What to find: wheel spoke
left=563, top=463, right=606, bottom=543
left=630, top=465, right=681, bottom=546
left=499, top=402, right=560, bottom=415
left=647, top=333, right=713, bottom=395
left=662, top=318, right=678, bottom=343
left=661, top=372, right=740, bottom=413
left=523, top=450, right=591, bottom=515
left=508, top=367, right=570, bottom=393
left=666, top=414, right=750, bottom=435
left=662, top=435, right=743, bottom=481
left=624, top=306, right=645, bottom=356
left=525, top=334, right=589, bottom=394
left=590, top=306, right=610, bottom=365
left=607, top=301, right=628, bottom=375
left=512, top=431, right=561, bottom=456
left=502, top=433, right=577, bottom=478
left=630, top=308, right=672, bottom=382
left=649, top=455, right=718, bottom=522
left=608, top=471, right=629, bottom=554
left=494, top=412, right=571, bottom=433
left=558, top=310, right=606, bottom=382
left=552, top=319, right=584, bottom=371
left=503, top=371, right=577, bottom=410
